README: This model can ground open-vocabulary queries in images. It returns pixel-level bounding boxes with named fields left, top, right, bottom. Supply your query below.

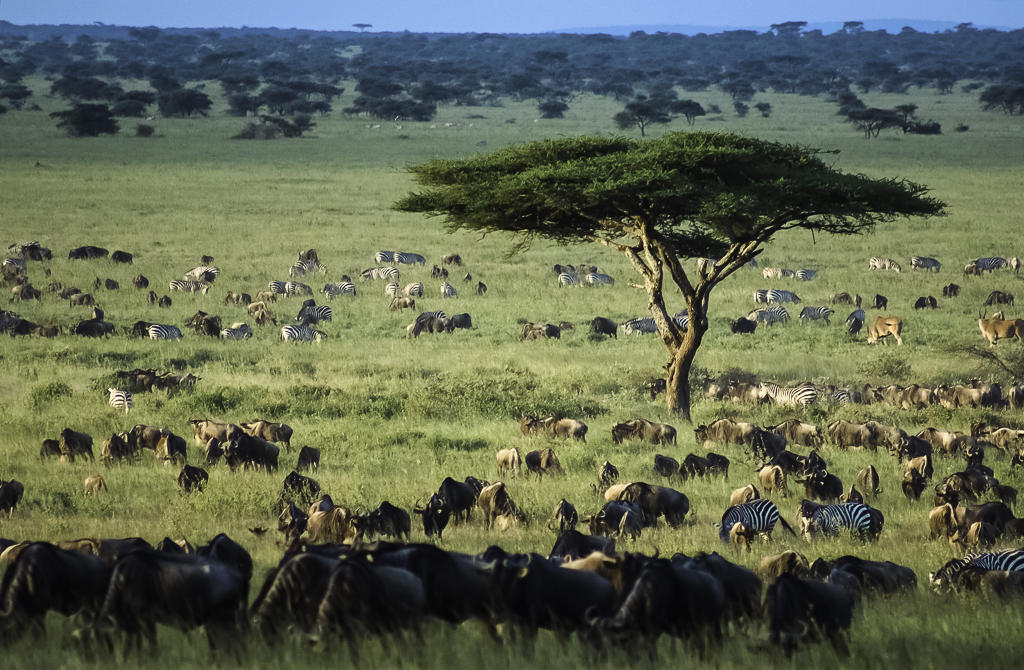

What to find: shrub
left=135, top=123, right=155, bottom=137
left=27, top=380, right=73, bottom=407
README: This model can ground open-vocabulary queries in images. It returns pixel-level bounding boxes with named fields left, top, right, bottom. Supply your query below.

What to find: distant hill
left=554, top=19, right=1016, bottom=36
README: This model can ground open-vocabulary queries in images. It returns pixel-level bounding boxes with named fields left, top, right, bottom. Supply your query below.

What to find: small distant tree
left=158, top=88, right=212, bottom=118
left=135, top=123, right=154, bottom=137
left=846, top=108, right=904, bottom=138
left=733, top=101, right=749, bottom=117
left=111, top=99, right=147, bottom=117
left=538, top=98, right=569, bottom=119
left=894, top=103, right=918, bottom=132
left=674, top=100, right=705, bottom=125
left=0, top=83, right=30, bottom=109
left=980, top=85, right=1024, bottom=115
left=721, top=79, right=755, bottom=102
left=352, top=23, right=372, bottom=32
left=50, top=103, right=119, bottom=137
left=614, top=94, right=674, bottom=136
left=227, top=93, right=261, bottom=117
left=754, top=102, right=772, bottom=118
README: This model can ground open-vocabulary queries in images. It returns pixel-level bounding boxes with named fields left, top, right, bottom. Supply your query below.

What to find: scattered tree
left=50, top=103, right=119, bottom=137
left=894, top=103, right=918, bottom=132
left=674, top=100, right=705, bottom=125
left=135, top=123, right=154, bottom=137
left=733, top=101, right=749, bottom=117
left=846, top=108, right=903, bottom=138
left=614, top=94, right=674, bottom=136
left=158, top=88, right=212, bottom=118
left=395, top=132, right=945, bottom=419
left=538, top=99, right=569, bottom=119
left=979, top=85, right=1024, bottom=115
left=754, top=101, right=772, bottom=118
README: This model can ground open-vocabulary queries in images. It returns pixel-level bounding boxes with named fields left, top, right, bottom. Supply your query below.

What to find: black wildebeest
left=363, top=501, right=411, bottom=541
left=590, top=316, right=617, bottom=338
left=872, top=294, right=888, bottom=310
left=764, top=573, right=855, bottom=657
left=549, top=529, right=615, bottom=561
left=413, top=493, right=451, bottom=539
left=731, top=317, right=757, bottom=334
left=177, top=465, right=208, bottom=494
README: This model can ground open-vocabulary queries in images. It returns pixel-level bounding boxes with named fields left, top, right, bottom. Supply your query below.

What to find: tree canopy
left=395, top=131, right=945, bottom=419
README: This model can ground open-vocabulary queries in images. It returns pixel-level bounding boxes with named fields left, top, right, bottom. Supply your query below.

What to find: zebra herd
left=753, top=289, right=801, bottom=304
left=375, top=250, right=426, bottom=265
left=554, top=263, right=615, bottom=288
left=761, top=268, right=817, bottom=281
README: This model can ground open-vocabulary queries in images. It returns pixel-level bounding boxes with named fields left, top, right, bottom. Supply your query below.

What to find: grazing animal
left=760, top=381, right=816, bottom=406
left=107, top=387, right=132, bottom=414
left=147, top=324, right=182, bottom=340
left=476, top=482, right=526, bottom=530
left=764, top=574, right=856, bottom=657
left=611, top=418, right=677, bottom=445
left=929, top=550, right=1024, bottom=591
left=548, top=499, right=578, bottom=533
left=0, top=480, right=25, bottom=516
left=296, top=446, right=320, bottom=473
left=321, top=281, right=356, bottom=299
left=496, top=448, right=521, bottom=477
left=798, top=499, right=883, bottom=541
left=413, top=493, right=451, bottom=539
left=620, top=316, right=657, bottom=334
left=525, top=447, right=564, bottom=477
left=84, top=474, right=108, bottom=495
left=729, top=484, right=760, bottom=507
left=943, top=283, right=960, bottom=297
left=857, top=465, right=881, bottom=496
left=590, top=316, right=618, bottom=338
left=719, top=499, right=795, bottom=543
left=868, top=257, right=901, bottom=272
left=281, top=324, right=326, bottom=342
left=178, top=465, right=209, bottom=493
left=747, top=306, right=790, bottom=325
left=914, top=296, right=938, bottom=309
left=220, top=323, right=252, bottom=339
left=911, top=256, right=940, bottom=272
left=867, top=316, right=903, bottom=344
left=168, top=279, right=210, bottom=295
left=986, top=290, right=1015, bottom=306
left=439, top=281, right=457, bottom=298
left=730, top=316, right=757, bottom=333
left=799, top=306, right=833, bottom=324
left=758, top=465, right=789, bottom=498
left=978, top=314, right=1024, bottom=346
left=598, top=461, right=619, bottom=486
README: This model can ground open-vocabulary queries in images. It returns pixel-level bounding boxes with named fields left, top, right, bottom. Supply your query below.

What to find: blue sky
left=2, top=0, right=1022, bottom=33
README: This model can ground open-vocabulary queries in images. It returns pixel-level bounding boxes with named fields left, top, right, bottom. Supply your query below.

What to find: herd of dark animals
left=3, top=408, right=1024, bottom=657
left=5, top=240, right=1024, bottom=657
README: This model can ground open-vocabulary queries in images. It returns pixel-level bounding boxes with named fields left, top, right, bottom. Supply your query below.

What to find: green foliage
left=26, top=381, right=72, bottom=407
left=49, top=103, right=119, bottom=137
left=860, top=350, right=913, bottom=382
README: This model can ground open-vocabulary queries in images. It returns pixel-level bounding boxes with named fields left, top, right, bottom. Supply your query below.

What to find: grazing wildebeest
left=477, top=482, right=527, bottom=530
left=611, top=418, right=677, bottom=446
left=413, top=493, right=451, bottom=539
left=764, top=573, right=855, bottom=657
left=943, top=283, right=960, bottom=297
left=590, top=316, right=618, bottom=338
left=525, top=447, right=564, bottom=477
left=872, top=294, right=888, bottom=310
left=549, top=530, right=615, bottom=561
left=730, top=317, right=757, bottom=334
left=177, top=465, right=209, bottom=494
left=296, top=446, right=320, bottom=473
left=598, top=461, right=619, bottom=486
left=363, top=501, right=412, bottom=541
left=0, top=479, right=25, bottom=516
left=548, top=499, right=578, bottom=533
left=496, top=448, right=521, bottom=477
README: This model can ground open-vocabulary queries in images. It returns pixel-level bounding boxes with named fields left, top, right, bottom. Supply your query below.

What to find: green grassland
left=2, top=80, right=1024, bottom=666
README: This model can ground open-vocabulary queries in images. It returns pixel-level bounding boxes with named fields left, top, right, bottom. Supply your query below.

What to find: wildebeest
left=0, top=479, right=25, bottom=516
left=520, top=415, right=588, bottom=441
left=496, top=448, right=521, bottom=477
left=436, top=476, right=483, bottom=524
left=59, top=428, right=94, bottom=462
left=224, top=432, right=278, bottom=472
left=618, top=482, right=690, bottom=527
left=812, top=556, right=916, bottom=594
left=363, top=501, right=412, bottom=541
left=548, top=499, right=578, bottom=533
left=867, top=315, right=903, bottom=344
left=295, top=445, right=320, bottom=473
left=598, top=461, right=619, bottom=486
left=101, top=432, right=139, bottom=465
left=943, top=283, right=960, bottom=298
left=549, top=530, right=616, bottom=561
left=902, top=470, right=927, bottom=500
left=694, top=418, right=758, bottom=449
left=281, top=470, right=320, bottom=506
left=68, top=246, right=108, bottom=260
left=729, top=484, right=760, bottom=507
left=239, top=420, right=293, bottom=450
left=611, top=418, right=677, bottom=446
left=525, top=447, right=564, bottom=477
left=764, top=573, right=855, bottom=657
left=477, top=482, right=526, bottom=530
left=758, top=465, right=788, bottom=498
left=914, top=296, right=938, bottom=309
left=985, top=290, right=1014, bottom=306
left=950, top=521, right=998, bottom=553
left=799, top=469, right=843, bottom=503
left=872, top=294, right=888, bottom=310
left=589, top=316, right=617, bottom=338
left=770, top=419, right=823, bottom=448
left=730, top=317, right=757, bottom=334
left=519, top=322, right=560, bottom=340
left=856, top=465, right=881, bottom=497
left=653, top=454, right=681, bottom=478
left=177, top=465, right=209, bottom=493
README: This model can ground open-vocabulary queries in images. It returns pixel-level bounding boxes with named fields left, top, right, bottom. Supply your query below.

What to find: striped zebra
left=795, top=269, right=817, bottom=281
left=753, top=289, right=770, bottom=303
left=361, top=266, right=400, bottom=281
left=557, top=271, right=580, bottom=287
left=584, top=272, right=614, bottom=286
left=760, top=381, right=817, bottom=406
left=289, top=258, right=326, bottom=277
left=824, top=388, right=853, bottom=405
left=169, top=280, right=210, bottom=295
left=718, top=499, right=795, bottom=542
left=911, top=256, right=941, bottom=272
left=375, top=250, right=397, bottom=264
left=185, top=265, right=220, bottom=281
left=281, top=325, right=327, bottom=342
left=220, top=324, right=252, bottom=339
left=321, top=282, right=356, bottom=299
left=416, top=310, right=447, bottom=324
left=799, top=306, right=833, bottom=324
left=394, top=251, right=426, bottom=265
left=762, top=267, right=794, bottom=279
left=747, top=306, right=790, bottom=326
left=798, top=500, right=881, bottom=541
left=2, top=257, right=26, bottom=270
left=868, top=257, right=902, bottom=272
left=268, top=281, right=289, bottom=294
left=767, top=289, right=801, bottom=304
left=621, top=317, right=657, bottom=335
left=440, top=281, right=457, bottom=298
left=385, top=282, right=401, bottom=297
left=404, top=282, right=424, bottom=297
left=107, top=387, right=132, bottom=414
left=673, top=310, right=689, bottom=330
left=974, top=257, right=1008, bottom=273
left=285, top=281, right=312, bottom=296
left=147, top=324, right=182, bottom=340
left=929, top=550, right=1024, bottom=590
left=298, top=305, right=332, bottom=324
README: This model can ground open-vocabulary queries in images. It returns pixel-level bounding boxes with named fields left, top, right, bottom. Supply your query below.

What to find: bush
left=233, top=123, right=280, bottom=140
left=135, top=123, right=154, bottom=137
left=860, top=350, right=911, bottom=382
left=27, top=380, right=72, bottom=407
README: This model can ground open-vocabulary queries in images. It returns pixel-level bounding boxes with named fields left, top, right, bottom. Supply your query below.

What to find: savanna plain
left=2, top=75, right=1024, bottom=668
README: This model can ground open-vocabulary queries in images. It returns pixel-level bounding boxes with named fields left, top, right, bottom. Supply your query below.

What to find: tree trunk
left=665, top=316, right=706, bottom=421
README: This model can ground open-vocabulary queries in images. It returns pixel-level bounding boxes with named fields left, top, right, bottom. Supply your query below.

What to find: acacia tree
left=395, top=132, right=945, bottom=420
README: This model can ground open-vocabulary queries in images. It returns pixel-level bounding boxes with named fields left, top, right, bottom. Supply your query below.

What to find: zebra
left=220, top=324, right=252, bottom=339
left=911, top=256, right=941, bottom=272
left=824, top=388, right=853, bottom=405
left=621, top=317, right=657, bottom=335
left=673, top=310, right=689, bottom=330
left=868, top=257, right=902, bottom=272
left=2, top=257, right=26, bottom=270
left=107, top=387, right=132, bottom=414
left=762, top=267, right=794, bottom=279
left=394, top=251, right=426, bottom=265
left=169, top=280, right=210, bottom=294
left=298, top=305, right=332, bottom=324
left=385, top=282, right=401, bottom=297
left=929, top=550, right=1024, bottom=590
left=290, top=258, right=326, bottom=277
left=753, top=289, right=770, bottom=303
left=440, top=281, right=457, bottom=298
left=361, top=266, right=400, bottom=281
left=767, top=289, right=801, bottom=304
left=760, top=381, right=817, bottom=406
left=584, top=272, right=615, bottom=286
left=747, top=306, right=790, bottom=325
left=974, top=257, right=1008, bottom=273
left=416, top=310, right=447, bottom=324
left=147, top=324, right=182, bottom=340
left=799, top=306, right=834, bottom=324
left=281, top=325, right=327, bottom=342
left=557, top=271, right=580, bottom=287
left=268, top=281, right=289, bottom=294
left=798, top=500, right=880, bottom=541
left=375, top=250, right=397, bottom=264
left=184, top=265, right=220, bottom=281
left=285, top=281, right=312, bottom=296
left=321, top=282, right=356, bottom=299
left=718, top=499, right=795, bottom=543
left=795, top=269, right=817, bottom=281
left=404, top=282, right=424, bottom=297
